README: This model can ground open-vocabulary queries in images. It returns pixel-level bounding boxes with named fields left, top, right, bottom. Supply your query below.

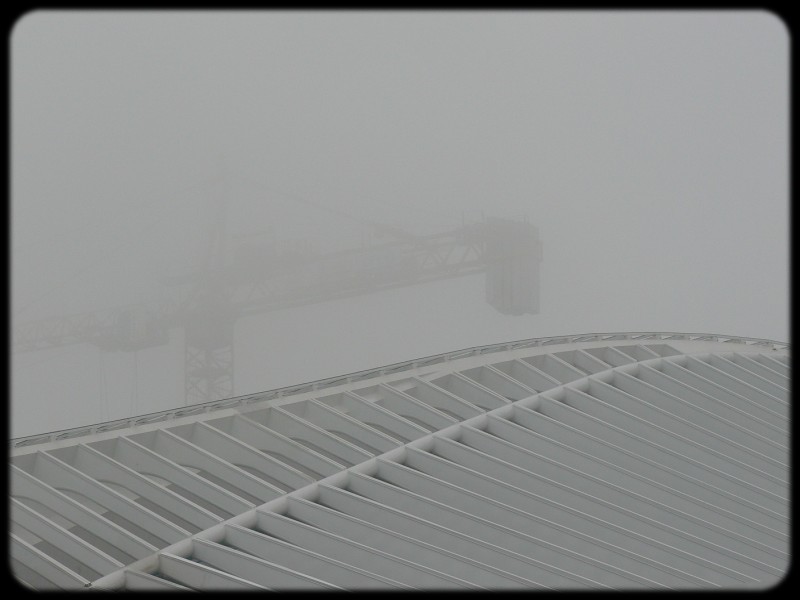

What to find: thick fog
left=11, top=10, right=788, bottom=438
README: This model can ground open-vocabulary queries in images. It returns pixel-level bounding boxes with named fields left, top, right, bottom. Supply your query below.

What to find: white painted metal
left=752, top=353, right=789, bottom=377
left=562, top=385, right=787, bottom=498
left=176, top=421, right=313, bottom=492
left=582, top=345, right=634, bottom=368
left=498, top=408, right=787, bottom=535
left=351, top=459, right=740, bottom=588
left=65, top=443, right=219, bottom=531
left=9, top=334, right=789, bottom=590
left=375, top=383, right=457, bottom=430
left=134, top=428, right=282, bottom=505
left=123, top=569, right=192, bottom=590
left=345, top=470, right=666, bottom=589
left=521, top=352, right=588, bottom=383
left=315, top=483, right=581, bottom=588
left=223, top=413, right=345, bottom=476
left=253, top=509, right=472, bottom=588
left=470, top=419, right=785, bottom=547
left=659, top=360, right=788, bottom=423
left=702, top=354, right=789, bottom=401
left=727, top=353, right=789, bottom=388
left=401, top=445, right=758, bottom=586
left=599, top=372, right=787, bottom=472
left=554, top=349, right=609, bottom=374
left=191, top=538, right=339, bottom=589
left=11, top=532, right=90, bottom=589
left=634, top=364, right=786, bottom=435
left=21, top=451, right=190, bottom=546
left=105, top=435, right=254, bottom=517
left=325, top=391, right=432, bottom=442
left=285, top=495, right=530, bottom=588
left=11, top=497, right=124, bottom=577
left=248, top=406, right=374, bottom=465
left=427, top=435, right=780, bottom=580
left=155, top=552, right=267, bottom=589
left=680, top=356, right=787, bottom=413
left=430, top=371, right=512, bottom=408
left=614, top=344, right=661, bottom=361
left=534, top=393, right=787, bottom=517
left=296, top=399, right=402, bottom=452
left=223, top=523, right=409, bottom=589
left=405, top=377, right=485, bottom=419
left=456, top=426, right=786, bottom=562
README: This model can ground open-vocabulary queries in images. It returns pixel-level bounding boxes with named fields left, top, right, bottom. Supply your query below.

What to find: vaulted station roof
left=10, top=333, right=789, bottom=590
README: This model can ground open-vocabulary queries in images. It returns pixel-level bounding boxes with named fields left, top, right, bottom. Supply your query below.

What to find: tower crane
left=12, top=188, right=542, bottom=407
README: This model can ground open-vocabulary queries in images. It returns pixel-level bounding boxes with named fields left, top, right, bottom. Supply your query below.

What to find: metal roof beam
left=680, top=356, right=787, bottom=413
left=659, top=360, right=787, bottom=424
left=460, top=423, right=786, bottom=560
left=506, top=406, right=788, bottom=535
left=614, top=345, right=661, bottom=361
left=635, top=364, right=786, bottom=436
left=286, top=495, right=523, bottom=588
left=223, top=523, right=406, bottom=589
left=375, top=383, right=456, bottom=430
left=110, top=435, right=252, bottom=517
left=141, top=429, right=282, bottom=505
left=122, top=569, right=192, bottom=590
left=226, top=413, right=345, bottom=477
left=10, top=465, right=155, bottom=562
left=563, top=386, right=787, bottom=498
left=427, top=372, right=510, bottom=409
left=406, top=377, right=485, bottom=420
left=316, top=483, right=561, bottom=589
left=332, top=391, right=432, bottom=442
left=728, top=353, right=789, bottom=388
left=586, top=378, right=787, bottom=484
left=372, top=458, right=724, bottom=588
left=460, top=364, right=542, bottom=398
left=703, top=355, right=788, bottom=401
left=582, top=346, right=634, bottom=368
left=181, top=421, right=314, bottom=491
left=191, top=538, right=338, bottom=589
left=611, top=371, right=786, bottom=462
left=555, top=350, right=610, bottom=375
left=536, top=394, right=787, bottom=517
left=346, top=470, right=664, bottom=589
left=28, top=451, right=189, bottom=546
left=253, top=509, right=469, bottom=588
left=752, top=353, right=789, bottom=377
left=523, top=353, right=599, bottom=382
left=11, top=532, right=89, bottom=589
left=246, top=406, right=373, bottom=466
left=300, top=399, right=402, bottom=452
left=11, top=498, right=123, bottom=578
left=402, top=446, right=749, bottom=587
left=430, top=434, right=780, bottom=580
left=68, top=444, right=219, bottom=532
left=156, top=552, right=266, bottom=590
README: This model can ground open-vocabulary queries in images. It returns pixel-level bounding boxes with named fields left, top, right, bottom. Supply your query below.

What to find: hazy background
left=11, top=10, right=788, bottom=438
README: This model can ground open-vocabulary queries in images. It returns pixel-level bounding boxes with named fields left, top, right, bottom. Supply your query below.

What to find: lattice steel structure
left=10, top=332, right=789, bottom=590
left=13, top=217, right=543, bottom=406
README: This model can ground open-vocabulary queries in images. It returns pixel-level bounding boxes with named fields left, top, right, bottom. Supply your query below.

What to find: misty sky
left=10, top=10, right=788, bottom=438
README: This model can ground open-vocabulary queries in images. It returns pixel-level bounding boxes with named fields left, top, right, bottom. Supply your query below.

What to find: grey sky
left=11, top=10, right=788, bottom=438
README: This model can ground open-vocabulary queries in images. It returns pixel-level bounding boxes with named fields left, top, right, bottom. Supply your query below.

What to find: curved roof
left=10, top=332, right=789, bottom=590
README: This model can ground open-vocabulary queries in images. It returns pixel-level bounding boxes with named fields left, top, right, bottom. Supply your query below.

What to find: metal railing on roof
left=10, top=331, right=788, bottom=450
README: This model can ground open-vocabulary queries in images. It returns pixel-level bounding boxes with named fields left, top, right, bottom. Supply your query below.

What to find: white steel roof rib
left=9, top=332, right=789, bottom=590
